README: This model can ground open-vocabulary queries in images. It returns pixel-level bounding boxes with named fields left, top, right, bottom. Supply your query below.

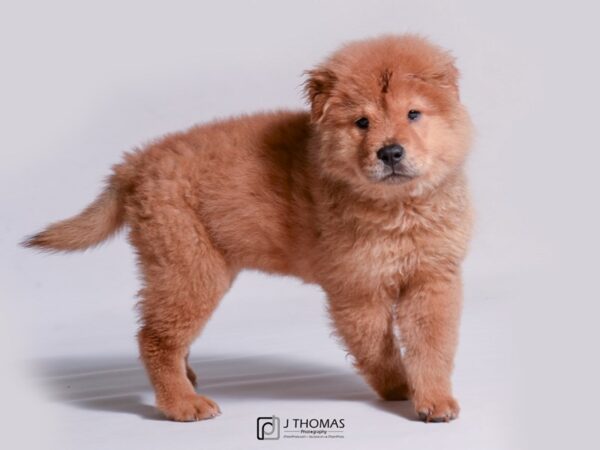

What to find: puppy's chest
left=319, top=209, right=437, bottom=289
left=352, top=229, right=422, bottom=284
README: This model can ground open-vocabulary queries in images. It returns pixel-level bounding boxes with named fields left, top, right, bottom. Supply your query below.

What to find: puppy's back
left=124, top=110, right=315, bottom=273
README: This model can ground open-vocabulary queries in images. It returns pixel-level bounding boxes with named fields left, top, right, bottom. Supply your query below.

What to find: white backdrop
left=1, top=1, right=599, bottom=449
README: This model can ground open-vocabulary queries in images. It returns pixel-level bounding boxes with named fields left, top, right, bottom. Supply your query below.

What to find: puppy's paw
left=159, top=394, right=221, bottom=422
left=414, top=395, right=459, bottom=423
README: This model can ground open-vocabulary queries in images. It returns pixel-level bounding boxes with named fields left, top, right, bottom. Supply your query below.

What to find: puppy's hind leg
left=130, top=203, right=233, bottom=422
left=185, top=352, right=197, bottom=387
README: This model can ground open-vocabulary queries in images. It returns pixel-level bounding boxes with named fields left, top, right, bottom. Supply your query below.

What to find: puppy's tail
left=22, top=175, right=126, bottom=252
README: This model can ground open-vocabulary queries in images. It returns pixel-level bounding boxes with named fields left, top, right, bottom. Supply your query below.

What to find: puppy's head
left=305, top=35, right=472, bottom=196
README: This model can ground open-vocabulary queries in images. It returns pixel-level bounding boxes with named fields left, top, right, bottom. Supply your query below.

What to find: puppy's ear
left=411, top=55, right=460, bottom=99
left=428, top=59, right=460, bottom=98
left=304, top=67, right=337, bottom=122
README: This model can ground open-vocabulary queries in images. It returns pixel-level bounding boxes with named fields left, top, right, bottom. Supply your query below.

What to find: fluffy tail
left=22, top=177, right=125, bottom=252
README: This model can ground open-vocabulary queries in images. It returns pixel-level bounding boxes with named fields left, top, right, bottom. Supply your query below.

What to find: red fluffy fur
left=25, top=35, right=473, bottom=423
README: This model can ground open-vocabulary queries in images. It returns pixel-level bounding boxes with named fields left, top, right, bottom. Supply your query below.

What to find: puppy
left=24, top=34, right=473, bottom=423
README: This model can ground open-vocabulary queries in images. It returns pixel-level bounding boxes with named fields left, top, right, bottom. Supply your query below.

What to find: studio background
left=1, top=1, right=598, bottom=449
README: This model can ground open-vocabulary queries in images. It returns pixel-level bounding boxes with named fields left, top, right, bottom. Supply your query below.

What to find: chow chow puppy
left=24, top=34, right=473, bottom=423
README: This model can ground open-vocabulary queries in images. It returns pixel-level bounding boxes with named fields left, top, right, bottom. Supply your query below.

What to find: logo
left=257, top=416, right=281, bottom=440
left=257, top=415, right=345, bottom=440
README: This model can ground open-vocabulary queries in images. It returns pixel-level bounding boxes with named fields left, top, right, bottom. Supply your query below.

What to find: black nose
left=377, top=144, right=404, bottom=167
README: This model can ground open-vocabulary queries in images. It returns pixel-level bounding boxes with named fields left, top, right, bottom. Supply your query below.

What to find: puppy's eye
left=355, top=117, right=369, bottom=129
left=408, top=110, right=421, bottom=121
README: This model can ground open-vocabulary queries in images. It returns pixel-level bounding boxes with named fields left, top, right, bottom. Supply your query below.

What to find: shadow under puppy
left=24, top=34, right=473, bottom=423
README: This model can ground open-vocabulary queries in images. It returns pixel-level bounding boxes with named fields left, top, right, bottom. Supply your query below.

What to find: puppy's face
left=306, top=36, right=472, bottom=196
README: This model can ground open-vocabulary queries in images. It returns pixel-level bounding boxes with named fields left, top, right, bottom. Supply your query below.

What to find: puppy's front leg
left=396, top=271, right=463, bottom=422
left=328, top=287, right=409, bottom=401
